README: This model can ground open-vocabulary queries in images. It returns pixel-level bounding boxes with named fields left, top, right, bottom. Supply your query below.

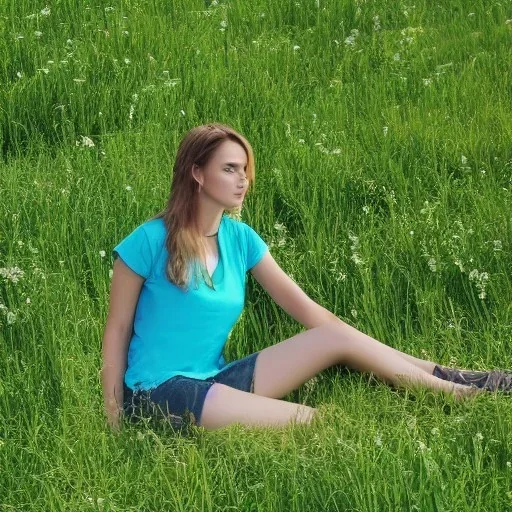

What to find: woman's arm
left=101, top=325, right=131, bottom=432
left=102, top=258, right=145, bottom=431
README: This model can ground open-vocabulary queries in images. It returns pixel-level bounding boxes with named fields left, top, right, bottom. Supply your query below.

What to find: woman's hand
left=105, top=400, right=123, bottom=433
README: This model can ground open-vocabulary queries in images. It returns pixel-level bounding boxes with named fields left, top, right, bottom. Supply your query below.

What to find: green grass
left=1, top=0, right=512, bottom=510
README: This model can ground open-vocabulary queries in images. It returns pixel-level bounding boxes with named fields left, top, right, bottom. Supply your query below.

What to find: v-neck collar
left=201, top=215, right=224, bottom=290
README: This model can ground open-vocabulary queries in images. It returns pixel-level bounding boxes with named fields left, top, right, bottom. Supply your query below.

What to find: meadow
left=1, top=0, right=512, bottom=510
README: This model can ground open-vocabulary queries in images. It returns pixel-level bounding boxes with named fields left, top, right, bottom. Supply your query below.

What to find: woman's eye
left=224, top=168, right=234, bottom=172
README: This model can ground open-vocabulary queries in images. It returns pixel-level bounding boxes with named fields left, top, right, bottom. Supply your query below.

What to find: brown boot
left=433, top=365, right=512, bottom=392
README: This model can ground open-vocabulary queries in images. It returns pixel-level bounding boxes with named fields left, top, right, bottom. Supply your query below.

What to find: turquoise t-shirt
left=112, top=214, right=268, bottom=391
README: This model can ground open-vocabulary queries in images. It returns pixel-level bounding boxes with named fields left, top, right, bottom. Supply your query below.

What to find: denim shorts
left=123, top=351, right=260, bottom=432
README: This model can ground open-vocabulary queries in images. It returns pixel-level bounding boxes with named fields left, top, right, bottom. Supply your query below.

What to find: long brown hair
left=148, top=123, right=256, bottom=291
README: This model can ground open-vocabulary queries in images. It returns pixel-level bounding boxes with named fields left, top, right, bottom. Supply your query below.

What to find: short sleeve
left=244, top=223, right=268, bottom=271
left=112, top=224, right=153, bottom=279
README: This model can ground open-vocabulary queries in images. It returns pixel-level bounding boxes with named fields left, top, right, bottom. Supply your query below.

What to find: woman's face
left=193, top=140, right=248, bottom=207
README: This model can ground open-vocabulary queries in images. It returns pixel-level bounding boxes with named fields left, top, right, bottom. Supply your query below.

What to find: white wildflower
left=423, top=78, right=432, bottom=86
left=417, top=440, right=428, bottom=452
left=26, top=297, right=31, bottom=304
left=475, top=432, right=483, bottom=441
left=431, top=427, right=440, bottom=436
left=393, top=53, right=401, bottom=61
left=461, top=155, right=467, bottom=165
left=180, top=109, right=186, bottom=116
left=493, top=240, right=502, bottom=251
left=454, top=259, right=464, bottom=272
left=32, top=267, right=47, bottom=280
left=304, top=375, right=319, bottom=393
left=469, top=269, right=479, bottom=281
left=468, top=269, right=489, bottom=300
left=124, top=57, right=131, bottom=64
left=348, top=233, right=359, bottom=246
left=6, top=312, right=16, bottom=325
left=34, top=31, right=43, bottom=38
left=293, top=45, right=300, bottom=51
left=362, top=205, right=370, bottom=214
left=99, top=250, right=106, bottom=258
left=383, top=126, right=388, bottom=136
left=344, top=34, right=356, bottom=46
left=125, top=185, right=132, bottom=191
left=0, top=267, right=25, bottom=283
left=351, top=253, right=364, bottom=265
left=335, top=271, right=347, bottom=283
left=76, top=136, right=94, bottom=147
left=344, top=29, right=360, bottom=46
left=40, top=6, right=50, bottom=15
left=373, top=15, right=381, bottom=31
left=374, top=433, right=382, bottom=446
left=427, top=258, right=437, bottom=272
left=351, top=309, right=358, bottom=318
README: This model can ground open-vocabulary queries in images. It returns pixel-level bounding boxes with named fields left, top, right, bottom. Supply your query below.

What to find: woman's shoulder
left=139, top=217, right=167, bottom=244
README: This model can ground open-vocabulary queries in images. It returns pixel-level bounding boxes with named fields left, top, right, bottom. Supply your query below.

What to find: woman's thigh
left=122, top=352, right=261, bottom=429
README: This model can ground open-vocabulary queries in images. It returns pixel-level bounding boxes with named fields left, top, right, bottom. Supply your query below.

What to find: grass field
left=1, top=0, right=512, bottom=510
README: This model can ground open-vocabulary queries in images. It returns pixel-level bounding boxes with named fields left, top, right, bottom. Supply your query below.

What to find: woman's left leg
left=373, top=343, right=436, bottom=374
left=251, top=322, right=480, bottom=400
left=367, top=326, right=508, bottom=388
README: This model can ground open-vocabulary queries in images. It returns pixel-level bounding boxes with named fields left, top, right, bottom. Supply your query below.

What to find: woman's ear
left=191, top=164, right=203, bottom=186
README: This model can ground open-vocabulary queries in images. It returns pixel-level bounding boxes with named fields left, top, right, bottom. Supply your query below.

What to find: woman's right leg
left=199, top=383, right=318, bottom=431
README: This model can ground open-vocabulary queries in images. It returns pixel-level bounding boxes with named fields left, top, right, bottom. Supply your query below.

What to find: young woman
left=101, top=123, right=511, bottom=433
